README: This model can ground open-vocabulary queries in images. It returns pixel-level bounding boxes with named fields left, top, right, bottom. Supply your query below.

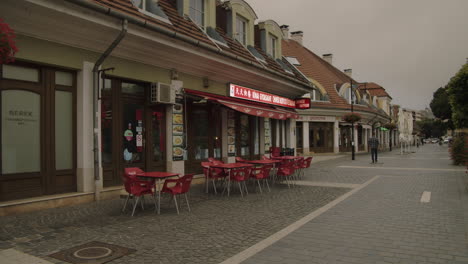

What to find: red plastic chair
left=299, top=157, right=313, bottom=178
left=292, top=158, right=305, bottom=181
left=228, top=167, right=252, bottom=197
left=269, top=147, right=281, bottom=157
left=161, top=174, right=195, bottom=214
left=262, top=155, right=270, bottom=160
left=250, top=164, right=274, bottom=193
left=201, top=162, right=227, bottom=194
left=276, top=162, right=295, bottom=188
left=123, top=167, right=156, bottom=216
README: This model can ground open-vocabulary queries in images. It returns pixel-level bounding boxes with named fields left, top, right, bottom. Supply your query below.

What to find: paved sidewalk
left=1, top=144, right=466, bottom=264
left=235, top=144, right=468, bottom=264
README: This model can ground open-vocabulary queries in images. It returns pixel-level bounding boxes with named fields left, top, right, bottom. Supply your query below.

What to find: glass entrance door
left=101, top=79, right=166, bottom=187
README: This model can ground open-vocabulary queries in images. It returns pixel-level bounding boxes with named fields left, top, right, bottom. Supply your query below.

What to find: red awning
left=185, top=89, right=299, bottom=120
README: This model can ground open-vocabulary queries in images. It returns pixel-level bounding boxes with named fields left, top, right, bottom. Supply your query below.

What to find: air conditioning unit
left=150, top=82, right=176, bottom=104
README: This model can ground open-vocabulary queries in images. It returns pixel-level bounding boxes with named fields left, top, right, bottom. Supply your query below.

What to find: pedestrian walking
left=368, top=133, right=379, bottom=163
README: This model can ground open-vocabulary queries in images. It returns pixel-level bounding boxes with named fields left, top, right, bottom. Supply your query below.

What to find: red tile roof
left=282, top=39, right=389, bottom=116
left=358, top=82, right=392, bottom=99
left=81, top=0, right=310, bottom=86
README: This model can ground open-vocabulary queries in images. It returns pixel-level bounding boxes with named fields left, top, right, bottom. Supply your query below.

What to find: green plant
left=449, top=134, right=467, bottom=165
left=342, top=113, right=362, bottom=123
left=383, top=122, right=397, bottom=130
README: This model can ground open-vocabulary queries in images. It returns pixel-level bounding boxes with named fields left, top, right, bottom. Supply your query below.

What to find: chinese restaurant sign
left=295, top=98, right=311, bottom=109
left=229, top=84, right=296, bottom=108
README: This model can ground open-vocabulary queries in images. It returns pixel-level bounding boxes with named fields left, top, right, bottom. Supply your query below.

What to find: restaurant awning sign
left=295, top=98, right=311, bottom=109
left=229, top=83, right=297, bottom=108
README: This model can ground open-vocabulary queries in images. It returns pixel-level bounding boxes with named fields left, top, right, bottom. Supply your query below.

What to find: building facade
left=0, top=0, right=313, bottom=205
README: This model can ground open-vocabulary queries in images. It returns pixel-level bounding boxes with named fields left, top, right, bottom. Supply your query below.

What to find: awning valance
left=185, top=89, right=299, bottom=120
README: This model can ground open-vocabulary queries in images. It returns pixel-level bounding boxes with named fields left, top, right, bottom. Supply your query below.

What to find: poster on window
left=264, top=118, right=271, bottom=153
left=172, top=104, right=185, bottom=161
left=227, top=110, right=236, bottom=157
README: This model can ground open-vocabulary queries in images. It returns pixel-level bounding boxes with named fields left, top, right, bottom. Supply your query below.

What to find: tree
left=446, top=63, right=468, bottom=129
left=430, top=87, right=452, bottom=120
left=417, top=119, right=447, bottom=138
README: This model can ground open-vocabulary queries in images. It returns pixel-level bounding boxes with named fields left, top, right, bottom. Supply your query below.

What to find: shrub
left=450, top=134, right=467, bottom=165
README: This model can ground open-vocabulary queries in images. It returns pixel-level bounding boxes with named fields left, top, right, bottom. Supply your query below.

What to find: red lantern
left=0, top=19, right=18, bottom=64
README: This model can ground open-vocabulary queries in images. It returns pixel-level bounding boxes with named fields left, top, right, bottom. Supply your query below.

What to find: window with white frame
left=236, top=16, right=248, bottom=45
left=131, top=0, right=170, bottom=22
left=269, top=34, right=277, bottom=58
left=190, top=0, right=204, bottom=28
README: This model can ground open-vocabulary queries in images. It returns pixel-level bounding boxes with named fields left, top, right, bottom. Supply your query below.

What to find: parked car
left=431, top=139, right=439, bottom=143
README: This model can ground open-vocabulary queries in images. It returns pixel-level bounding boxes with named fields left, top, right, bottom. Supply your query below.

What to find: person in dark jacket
left=368, top=133, right=380, bottom=164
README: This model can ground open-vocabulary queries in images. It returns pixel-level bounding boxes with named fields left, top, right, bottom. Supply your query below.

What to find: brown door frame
left=0, top=62, right=77, bottom=201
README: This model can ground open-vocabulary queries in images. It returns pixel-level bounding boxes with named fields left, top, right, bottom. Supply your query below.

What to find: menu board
left=172, top=104, right=185, bottom=161
left=227, top=110, right=236, bottom=157
left=264, top=118, right=271, bottom=153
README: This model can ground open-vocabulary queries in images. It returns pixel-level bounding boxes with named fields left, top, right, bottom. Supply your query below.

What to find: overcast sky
left=246, top=0, right=468, bottom=110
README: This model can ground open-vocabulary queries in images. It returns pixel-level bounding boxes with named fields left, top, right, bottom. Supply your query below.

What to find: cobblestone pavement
left=241, top=144, right=468, bottom=264
left=0, top=176, right=349, bottom=263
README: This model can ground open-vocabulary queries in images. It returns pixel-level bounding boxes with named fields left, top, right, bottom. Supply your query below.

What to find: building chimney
left=322, top=54, right=333, bottom=65
left=280, top=25, right=289, bottom=39
left=290, top=31, right=303, bottom=45
left=344, top=69, right=352, bottom=77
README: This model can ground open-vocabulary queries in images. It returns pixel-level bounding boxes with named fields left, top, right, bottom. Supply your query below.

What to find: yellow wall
left=15, top=35, right=225, bottom=93
left=231, top=2, right=256, bottom=46
left=257, top=21, right=282, bottom=59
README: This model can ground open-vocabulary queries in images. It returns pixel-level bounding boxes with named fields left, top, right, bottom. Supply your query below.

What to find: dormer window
left=269, top=34, right=277, bottom=58
left=131, top=0, right=170, bottom=23
left=236, top=16, right=248, bottom=45
left=190, top=0, right=204, bottom=28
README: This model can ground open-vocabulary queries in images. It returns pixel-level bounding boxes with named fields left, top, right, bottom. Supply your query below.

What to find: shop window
left=296, top=122, right=303, bottom=149
left=239, top=114, right=250, bottom=156
left=1, top=90, right=41, bottom=173
left=55, top=71, right=73, bottom=86
left=190, top=0, right=204, bottom=28
left=55, top=91, right=73, bottom=170
left=236, top=15, right=247, bottom=46
left=2, top=64, right=39, bottom=82
left=122, top=104, right=144, bottom=164
left=152, top=109, right=165, bottom=162
left=193, top=107, right=209, bottom=160
left=101, top=95, right=113, bottom=165
left=122, top=82, right=145, bottom=96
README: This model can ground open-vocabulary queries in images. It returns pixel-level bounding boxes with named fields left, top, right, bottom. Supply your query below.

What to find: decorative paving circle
left=73, top=246, right=113, bottom=259
left=49, top=241, right=135, bottom=264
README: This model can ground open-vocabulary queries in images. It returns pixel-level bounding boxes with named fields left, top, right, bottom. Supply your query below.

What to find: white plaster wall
left=76, top=61, right=96, bottom=193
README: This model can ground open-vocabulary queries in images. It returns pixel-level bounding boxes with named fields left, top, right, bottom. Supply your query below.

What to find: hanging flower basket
left=0, top=19, right=18, bottom=64
left=342, top=113, right=362, bottom=123
left=383, top=122, right=397, bottom=130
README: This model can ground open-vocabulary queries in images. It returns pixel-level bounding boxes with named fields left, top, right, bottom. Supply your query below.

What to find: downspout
left=92, top=19, right=128, bottom=201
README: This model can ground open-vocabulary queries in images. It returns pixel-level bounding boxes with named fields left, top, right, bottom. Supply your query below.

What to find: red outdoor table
left=271, top=156, right=300, bottom=160
left=137, top=171, right=179, bottom=214
left=242, top=159, right=281, bottom=165
left=209, top=163, right=253, bottom=196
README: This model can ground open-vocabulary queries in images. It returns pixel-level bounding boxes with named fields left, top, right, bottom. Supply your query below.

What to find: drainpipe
left=92, top=19, right=128, bottom=201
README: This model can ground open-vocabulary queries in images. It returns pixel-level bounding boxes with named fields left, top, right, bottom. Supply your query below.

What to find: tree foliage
left=446, top=63, right=468, bottom=128
left=430, top=87, right=452, bottom=120
left=416, top=118, right=447, bottom=138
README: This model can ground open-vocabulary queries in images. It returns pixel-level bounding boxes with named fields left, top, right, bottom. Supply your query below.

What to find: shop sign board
left=295, top=98, right=311, bottom=109
left=229, top=83, right=296, bottom=108
left=298, top=115, right=336, bottom=122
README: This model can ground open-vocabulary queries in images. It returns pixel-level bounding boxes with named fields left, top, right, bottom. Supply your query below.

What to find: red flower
left=0, top=19, right=18, bottom=64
